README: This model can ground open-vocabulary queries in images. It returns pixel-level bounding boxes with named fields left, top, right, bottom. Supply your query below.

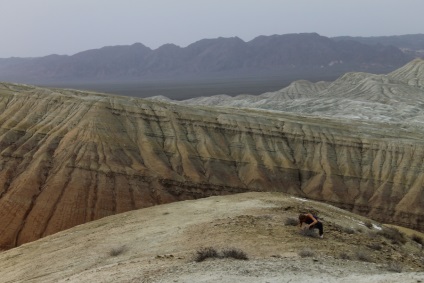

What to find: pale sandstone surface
left=178, top=59, right=424, bottom=126
left=1, top=60, right=424, bottom=248
left=0, top=192, right=423, bottom=282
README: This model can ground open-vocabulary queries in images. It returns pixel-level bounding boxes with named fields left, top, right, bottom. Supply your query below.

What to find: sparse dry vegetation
left=298, top=248, right=315, bottom=258
left=377, top=227, right=406, bottom=245
left=367, top=242, right=382, bottom=251
left=284, top=217, right=299, bottom=226
left=339, top=252, right=351, bottom=260
left=194, top=247, right=248, bottom=262
left=194, top=247, right=219, bottom=262
left=411, top=234, right=424, bottom=246
left=109, top=245, right=127, bottom=257
left=366, top=230, right=378, bottom=239
left=356, top=250, right=372, bottom=262
left=342, top=227, right=356, bottom=234
left=387, top=262, right=403, bottom=273
left=221, top=248, right=248, bottom=260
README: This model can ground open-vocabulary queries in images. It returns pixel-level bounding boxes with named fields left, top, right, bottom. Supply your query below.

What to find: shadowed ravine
left=1, top=61, right=424, bottom=249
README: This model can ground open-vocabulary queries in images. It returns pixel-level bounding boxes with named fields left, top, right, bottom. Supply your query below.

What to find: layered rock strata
left=0, top=66, right=424, bottom=248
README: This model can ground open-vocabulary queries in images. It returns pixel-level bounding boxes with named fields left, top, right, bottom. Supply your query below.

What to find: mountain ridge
left=0, top=33, right=415, bottom=84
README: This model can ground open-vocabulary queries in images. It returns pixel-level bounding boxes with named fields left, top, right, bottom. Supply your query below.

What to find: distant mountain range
left=0, top=33, right=423, bottom=84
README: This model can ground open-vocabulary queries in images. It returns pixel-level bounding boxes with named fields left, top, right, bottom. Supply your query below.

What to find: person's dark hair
left=299, top=214, right=308, bottom=224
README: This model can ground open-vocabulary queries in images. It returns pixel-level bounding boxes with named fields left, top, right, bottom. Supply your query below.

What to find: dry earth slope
left=0, top=60, right=424, bottom=249
left=0, top=192, right=423, bottom=283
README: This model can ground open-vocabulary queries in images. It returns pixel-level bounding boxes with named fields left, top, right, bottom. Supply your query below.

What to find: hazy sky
left=0, top=0, right=423, bottom=58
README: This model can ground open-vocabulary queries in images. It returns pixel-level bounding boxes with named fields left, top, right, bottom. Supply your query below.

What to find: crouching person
left=299, top=213, right=324, bottom=238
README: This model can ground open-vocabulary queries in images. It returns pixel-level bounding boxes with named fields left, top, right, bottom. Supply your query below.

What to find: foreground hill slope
left=0, top=192, right=423, bottom=282
left=1, top=63, right=424, bottom=249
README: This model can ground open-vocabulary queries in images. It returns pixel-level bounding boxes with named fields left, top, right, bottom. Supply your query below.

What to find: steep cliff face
left=1, top=69, right=424, bottom=248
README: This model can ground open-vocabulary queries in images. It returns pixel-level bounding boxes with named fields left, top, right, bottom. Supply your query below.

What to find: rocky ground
left=145, top=258, right=424, bottom=283
left=0, top=192, right=423, bottom=282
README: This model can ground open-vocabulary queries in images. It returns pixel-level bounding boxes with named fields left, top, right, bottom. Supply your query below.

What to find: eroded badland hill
left=0, top=192, right=423, bottom=282
left=1, top=59, right=424, bottom=251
